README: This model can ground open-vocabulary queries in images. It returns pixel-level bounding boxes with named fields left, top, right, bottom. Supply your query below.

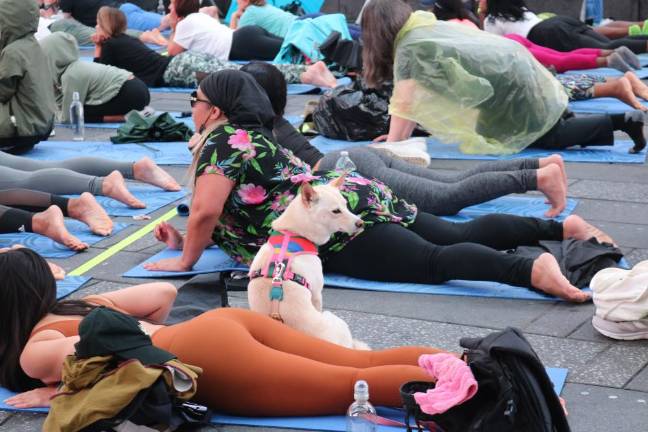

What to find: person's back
left=239, top=4, right=296, bottom=38
left=59, top=0, right=121, bottom=27
left=0, top=0, right=56, bottom=153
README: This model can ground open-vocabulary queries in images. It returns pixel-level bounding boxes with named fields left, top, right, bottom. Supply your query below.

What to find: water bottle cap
left=340, top=151, right=349, bottom=157
left=354, top=380, right=369, bottom=400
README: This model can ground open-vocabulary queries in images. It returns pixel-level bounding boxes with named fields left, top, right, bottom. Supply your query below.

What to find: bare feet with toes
left=301, top=61, right=338, bottom=88
left=537, top=164, right=566, bottom=218
left=32, top=206, right=88, bottom=251
left=102, top=171, right=146, bottom=209
left=563, top=215, right=616, bottom=245
left=68, top=192, right=113, bottom=236
left=133, top=157, right=181, bottom=191
left=531, top=253, right=590, bottom=302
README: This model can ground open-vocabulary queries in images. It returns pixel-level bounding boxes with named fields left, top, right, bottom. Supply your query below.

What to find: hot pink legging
left=505, top=33, right=602, bottom=72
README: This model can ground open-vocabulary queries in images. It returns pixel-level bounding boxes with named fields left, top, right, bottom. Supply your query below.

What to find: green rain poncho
left=40, top=32, right=131, bottom=123
left=390, top=12, right=568, bottom=155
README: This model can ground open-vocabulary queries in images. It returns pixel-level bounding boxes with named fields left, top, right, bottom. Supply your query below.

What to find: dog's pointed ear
left=329, top=174, right=345, bottom=189
left=301, top=182, right=319, bottom=207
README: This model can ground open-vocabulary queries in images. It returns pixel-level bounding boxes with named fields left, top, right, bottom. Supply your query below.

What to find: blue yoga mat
left=0, top=367, right=567, bottom=427
left=562, top=68, right=648, bottom=79
left=125, top=246, right=623, bottom=302
left=441, top=196, right=578, bottom=223
left=56, top=275, right=91, bottom=299
left=25, top=141, right=192, bottom=166
left=640, top=53, right=648, bottom=66
left=65, top=186, right=187, bottom=217
left=0, top=221, right=129, bottom=259
left=310, top=136, right=647, bottom=164
left=569, top=97, right=647, bottom=114
left=150, top=77, right=351, bottom=95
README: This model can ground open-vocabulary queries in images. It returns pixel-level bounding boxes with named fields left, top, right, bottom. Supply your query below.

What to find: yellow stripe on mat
left=69, top=208, right=177, bottom=276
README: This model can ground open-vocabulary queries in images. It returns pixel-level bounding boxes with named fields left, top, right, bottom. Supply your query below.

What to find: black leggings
left=324, top=213, right=563, bottom=289
left=528, top=16, right=647, bottom=54
left=0, top=189, right=72, bottom=234
left=229, top=25, right=283, bottom=61
left=531, top=112, right=613, bottom=150
left=84, top=78, right=150, bottom=123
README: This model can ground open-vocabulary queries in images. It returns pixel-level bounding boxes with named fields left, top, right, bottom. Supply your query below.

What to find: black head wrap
left=199, top=70, right=276, bottom=137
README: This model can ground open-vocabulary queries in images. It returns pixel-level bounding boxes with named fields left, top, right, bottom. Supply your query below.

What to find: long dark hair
left=361, top=0, right=412, bottom=88
left=433, top=0, right=480, bottom=26
left=240, top=61, right=287, bottom=118
left=0, top=248, right=97, bottom=392
left=485, top=0, right=529, bottom=22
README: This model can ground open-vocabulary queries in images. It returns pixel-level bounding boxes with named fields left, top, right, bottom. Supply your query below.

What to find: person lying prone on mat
left=143, top=69, right=615, bottom=302
left=0, top=248, right=454, bottom=415
left=0, top=152, right=181, bottom=209
left=0, top=244, right=66, bottom=279
left=92, top=6, right=337, bottom=89
left=239, top=61, right=569, bottom=218
left=0, top=188, right=113, bottom=249
left=40, top=33, right=150, bottom=124
left=361, top=1, right=647, bottom=155
left=556, top=72, right=648, bottom=112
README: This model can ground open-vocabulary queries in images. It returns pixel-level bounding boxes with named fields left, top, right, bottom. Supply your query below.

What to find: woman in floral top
left=145, top=70, right=614, bottom=302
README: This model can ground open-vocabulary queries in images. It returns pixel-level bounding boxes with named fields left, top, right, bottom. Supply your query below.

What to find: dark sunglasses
left=190, top=91, right=211, bottom=108
left=40, top=2, right=58, bottom=10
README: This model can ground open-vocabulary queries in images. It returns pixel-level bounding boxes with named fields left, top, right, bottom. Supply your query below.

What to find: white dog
left=247, top=177, right=370, bottom=349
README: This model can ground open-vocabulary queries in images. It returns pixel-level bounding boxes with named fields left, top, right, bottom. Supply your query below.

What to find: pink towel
left=413, top=353, right=478, bottom=415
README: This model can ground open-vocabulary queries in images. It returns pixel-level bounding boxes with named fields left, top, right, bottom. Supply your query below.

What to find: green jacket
left=0, top=0, right=56, bottom=139
left=40, top=32, right=132, bottom=123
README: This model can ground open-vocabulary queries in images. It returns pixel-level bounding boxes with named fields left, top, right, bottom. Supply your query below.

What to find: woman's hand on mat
left=143, top=257, right=192, bottom=272
left=4, top=386, right=57, bottom=408
left=153, top=222, right=184, bottom=250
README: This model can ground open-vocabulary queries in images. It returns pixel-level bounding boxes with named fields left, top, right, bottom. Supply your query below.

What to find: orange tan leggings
left=152, top=308, right=443, bottom=416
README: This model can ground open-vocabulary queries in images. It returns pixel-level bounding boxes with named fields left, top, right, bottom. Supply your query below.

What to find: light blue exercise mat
left=309, top=136, right=647, bottom=164
left=56, top=275, right=92, bottom=299
left=65, top=187, right=187, bottom=217
left=25, top=141, right=192, bottom=166
left=124, top=246, right=626, bottom=303
left=441, top=196, right=578, bottom=223
left=569, top=97, right=647, bottom=114
left=0, top=221, right=129, bottom=259
left=561, top=68, right=648, bottom=79
left=0, top=366, right=568, bottom=430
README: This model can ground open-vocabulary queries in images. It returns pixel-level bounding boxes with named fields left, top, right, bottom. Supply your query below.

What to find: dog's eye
left=332, top=209, right=342, bottom=214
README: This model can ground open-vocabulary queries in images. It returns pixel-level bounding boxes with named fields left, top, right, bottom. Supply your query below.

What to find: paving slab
left=570, top=345, right=648, bottom=388
left=523, top=302, right=595, bottom=337
left=572, top=199, right=648, bottom=225
left=0, top=412, right=44, bottom=431
left=568, top=180, right=648, bottom=204
left=626, top=248, right=648, bottom=265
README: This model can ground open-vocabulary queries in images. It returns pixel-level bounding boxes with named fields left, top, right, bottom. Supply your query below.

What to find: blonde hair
left=96, top=6, right=128, bottom=37
left=186, top=120, right=226, bottom=192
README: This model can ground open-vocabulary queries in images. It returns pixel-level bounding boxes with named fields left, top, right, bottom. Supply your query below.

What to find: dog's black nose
left=355, top=220, right=364, bottom=228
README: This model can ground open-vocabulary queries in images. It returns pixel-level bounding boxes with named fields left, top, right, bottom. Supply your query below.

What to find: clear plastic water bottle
left=69, top=91, right=84, bottom=141
left=157, top=0, right=166, bottom=15
left=346, top=380, right=376, bottom=432
left=335, top=150, right=356, bottom=174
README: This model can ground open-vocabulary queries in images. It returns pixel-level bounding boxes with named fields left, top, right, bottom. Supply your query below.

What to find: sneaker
left=592, top=315, right=648, bottom=340
left=368, top=140, right=431, bottom=167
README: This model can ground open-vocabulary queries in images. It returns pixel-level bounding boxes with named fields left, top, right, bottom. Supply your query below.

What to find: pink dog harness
left=249, top=230, right=318, bottom=322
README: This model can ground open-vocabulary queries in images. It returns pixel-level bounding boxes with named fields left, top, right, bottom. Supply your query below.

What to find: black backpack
left=401, top=328, right=571, bottom=432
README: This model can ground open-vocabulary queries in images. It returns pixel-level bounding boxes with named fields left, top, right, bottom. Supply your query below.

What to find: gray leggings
left=0, top=152, right=134, bottom=196
left=318, top=148, right=539, bottom=216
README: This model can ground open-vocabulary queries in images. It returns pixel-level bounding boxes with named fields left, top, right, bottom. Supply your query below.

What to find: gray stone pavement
left=2, top=92, right=648, bottom=431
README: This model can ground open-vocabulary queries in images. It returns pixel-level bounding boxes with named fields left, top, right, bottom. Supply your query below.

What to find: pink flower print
left=203, top=165, right=224, bottom=176
left=270, top=191, right=295, bottom=212
left=346, top=176, right=372, bottom=186
left=241, top=147, right=257, bottom=161
left=280, top=166, right=293, bottom=180
left=228, top=129, right=253, bottom=151
left=290, top=173, right=321, bottom=184
left=237, top=184, right=268, bottom=205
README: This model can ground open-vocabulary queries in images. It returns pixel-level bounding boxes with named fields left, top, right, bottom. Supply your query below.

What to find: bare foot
left=531, top=253, right=590, bottom=302
left=133, top=157, right=181, bottom=191
left=537, top=164, right=566, bottom=218
left=625, top=71, right=648, bottom=101
left=32, top=206, right=88, bottom=251
left=48, top=261, right=66, bottom=280
left=102, top=171, right=146, bottom=209
left=538, top=154, right=567, bottom=189
left=563, top=215, right=616, bottom=245
left=610, top=77, right=648, bottom=111
left=301, top=61, right=337, bottom=88
left=67, top=192, right=113, bottom=236
left=140, top=28, right=168, bottom=46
